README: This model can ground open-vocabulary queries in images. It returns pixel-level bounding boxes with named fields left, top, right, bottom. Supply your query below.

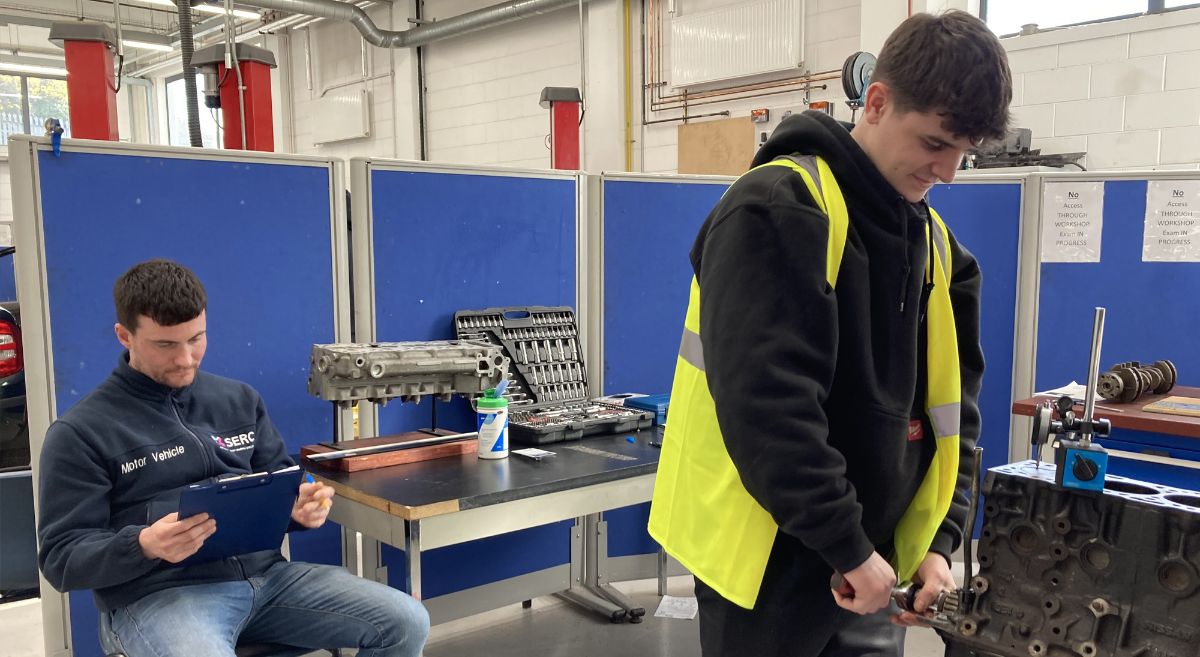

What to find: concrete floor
left=424, top=576, right=948, bottom=657
left=2, top=576, right=948, bottom=657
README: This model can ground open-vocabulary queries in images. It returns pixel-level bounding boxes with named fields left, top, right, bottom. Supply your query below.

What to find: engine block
left=945, top=461, right=1200, bottom=657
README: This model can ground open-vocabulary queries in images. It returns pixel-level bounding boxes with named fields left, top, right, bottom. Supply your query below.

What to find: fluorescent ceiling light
left=0, top=62, right=69, bottom=76
left=123, top=39, right=174, bottom=52
left=193, top=5, right=261, bottom=20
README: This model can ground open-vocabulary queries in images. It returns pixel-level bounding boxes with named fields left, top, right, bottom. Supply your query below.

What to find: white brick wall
left=1024, top=66, right=1091, bottom=104
left=1057, top=35, right=1129, bottom=67
left=1161, top=126, right=1200, bottom=165
left=424, top=0, right=585, bottom=169
left=287, top=3, right=420, bottom=161
left=1053, top=97, right=1123, bottom=137
left=1089, top=56, right=1164, bottom=98
left=270, top=1, right=1200, bottom=175
left=274, top=0, right=627, bottom=171
left=272, top=0, right=860, bottom=174
left=1004, top=7, right=1200, bottom=170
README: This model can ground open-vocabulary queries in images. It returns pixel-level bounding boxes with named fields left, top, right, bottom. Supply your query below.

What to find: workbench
left=309, top=429, right=665, bottom=624
left=1011, top=386, right=1200, bottom=488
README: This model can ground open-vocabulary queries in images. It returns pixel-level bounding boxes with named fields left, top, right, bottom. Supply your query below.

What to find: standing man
left=38, top=259, right=430, bottom=657
left=649, top=11, right=1011, bottom=657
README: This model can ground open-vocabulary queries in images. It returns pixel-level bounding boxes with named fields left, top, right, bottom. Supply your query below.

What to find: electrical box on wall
left=754, top=102, right=839, bottom=151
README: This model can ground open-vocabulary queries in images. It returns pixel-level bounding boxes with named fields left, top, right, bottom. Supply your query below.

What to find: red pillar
left=540, top=87, right=582, bottom=170
left=193, top=43, right=277, bottom=152
left=49, top=23, right=118, bottom=141
left=218, top=59, right=275, bottom=152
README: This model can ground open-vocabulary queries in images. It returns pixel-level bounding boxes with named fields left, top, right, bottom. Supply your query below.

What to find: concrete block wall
left=1003, top=7, right=1200, bottom=170
left=268, top=1, right=1200, bottom=173
left=280, top=0, right=622, bottom=171
left=422, top=0, right=580, bottom=169
left=287, top=3, right=420, bottom=160
left=421, top=0, right=626, bottom=170
left=273, top=0, right=864, bottom=174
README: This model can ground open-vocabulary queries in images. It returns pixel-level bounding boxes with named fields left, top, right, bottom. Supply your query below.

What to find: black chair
left=99, top=612, right=331, bottom=657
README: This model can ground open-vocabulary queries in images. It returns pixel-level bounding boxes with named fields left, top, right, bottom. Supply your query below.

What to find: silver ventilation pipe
left=239, top=0, right=594, bottom=49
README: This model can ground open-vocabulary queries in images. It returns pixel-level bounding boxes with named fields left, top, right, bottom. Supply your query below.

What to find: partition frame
left=11, top=136, right=350, bottom=657
left=1020, top=169, right=1200, bottom=475
left=346, top=157, right=586, bottom=617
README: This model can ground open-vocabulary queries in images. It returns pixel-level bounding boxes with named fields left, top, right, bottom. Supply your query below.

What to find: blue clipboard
left=177, top=465, right=303, bottom=565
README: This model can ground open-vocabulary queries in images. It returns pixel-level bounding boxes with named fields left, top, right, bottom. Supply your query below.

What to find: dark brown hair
left=872, top=10, right=1012, bottom=142
left=114, top=259, right=207, bottom=332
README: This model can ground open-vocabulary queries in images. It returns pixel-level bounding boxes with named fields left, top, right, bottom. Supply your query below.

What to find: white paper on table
left=511, top=448, right=556, bottom=460
left=1035, top=381, right=1088, bottom=402
left=654, top=595, right=699, bottom=620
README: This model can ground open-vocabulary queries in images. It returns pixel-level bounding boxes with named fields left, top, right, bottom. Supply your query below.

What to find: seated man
left=37, top=259, right=429, bottom=657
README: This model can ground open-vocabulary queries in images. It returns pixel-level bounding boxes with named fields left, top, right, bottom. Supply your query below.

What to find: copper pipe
left=650, top=71, right=839, bottom=111
left=642, top=0, right=840, bottom=120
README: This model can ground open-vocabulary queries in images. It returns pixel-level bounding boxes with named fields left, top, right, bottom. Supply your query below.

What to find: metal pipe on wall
left=226, top=0, right=248, bottom=148
left=577, top=0, right=585, bottom=168
left=622, top=0, right=630, bottom=171
left=414, top=0, right=427, bottom=159
left=239, top=0, right=599, bottom=49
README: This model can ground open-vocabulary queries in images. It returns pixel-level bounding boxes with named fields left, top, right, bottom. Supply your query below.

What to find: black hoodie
left=694, top=110, right=984, bottom=580
left=37, top=353, right=296, bottom=612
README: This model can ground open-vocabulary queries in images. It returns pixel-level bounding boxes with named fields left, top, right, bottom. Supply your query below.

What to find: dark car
left=0, top=244, right=37, bottom=603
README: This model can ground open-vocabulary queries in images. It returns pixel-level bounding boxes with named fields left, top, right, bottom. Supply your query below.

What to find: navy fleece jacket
left=37, top=353, right=296, bottom=611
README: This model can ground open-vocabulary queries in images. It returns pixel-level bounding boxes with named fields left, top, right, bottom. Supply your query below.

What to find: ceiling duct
left=240, top=0, right=595, bottom=49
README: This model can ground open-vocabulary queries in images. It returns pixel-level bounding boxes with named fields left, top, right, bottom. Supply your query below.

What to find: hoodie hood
left=753, top=109, right=936, bottom=316
left=752, top=110, right=910, bottom=221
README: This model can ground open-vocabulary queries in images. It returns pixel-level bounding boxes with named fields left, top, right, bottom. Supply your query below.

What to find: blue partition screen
left=601, top=177, right=728, bottom=558
left=371, top=169, right=577, bottom=435
left=0, top=254, right=15, bottom=302
left=35, top=150, right=342, bottom=657
left=367, top=167, right=577, bottom=595
left=602, top=179, right=729, bottom=397
left=929, top=182, right=1023, bottom=482
left=1035, top=179, right=1200, bottom=475
left=1036, top=180, right=1200, bottom=391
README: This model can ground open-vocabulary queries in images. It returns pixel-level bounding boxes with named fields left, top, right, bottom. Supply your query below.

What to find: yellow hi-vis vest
left=647, top=154, right=962, bottom=610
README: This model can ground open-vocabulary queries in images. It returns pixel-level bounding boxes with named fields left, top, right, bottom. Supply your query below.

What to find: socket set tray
left=455, top=306, right=653, bottom=445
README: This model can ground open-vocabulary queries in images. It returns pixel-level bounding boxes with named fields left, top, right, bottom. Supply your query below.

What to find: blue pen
left=305, top=473, right=332, bottom=508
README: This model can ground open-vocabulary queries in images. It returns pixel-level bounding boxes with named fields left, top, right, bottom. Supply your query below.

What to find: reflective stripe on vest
left=648, top=154, right=961, bottom=609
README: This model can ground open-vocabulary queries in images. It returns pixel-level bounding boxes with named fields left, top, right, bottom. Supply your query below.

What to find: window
left=166, top=73, right=220, bottom=148
left=983, top=0, right=1200, bottom=36
left=0, top=75, right=70, bottom=146
left=27, top=78, right=71, bottom=139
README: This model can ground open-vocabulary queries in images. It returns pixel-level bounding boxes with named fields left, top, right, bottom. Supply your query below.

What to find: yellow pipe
left=623, top=0, right=633, bottom=172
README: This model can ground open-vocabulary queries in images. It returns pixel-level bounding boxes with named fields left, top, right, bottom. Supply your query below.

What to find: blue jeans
left=103, top=561, right=429, bottom=657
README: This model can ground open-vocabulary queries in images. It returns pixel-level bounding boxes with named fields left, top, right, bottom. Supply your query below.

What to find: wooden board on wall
left=678, top=116, right=755, bottom=176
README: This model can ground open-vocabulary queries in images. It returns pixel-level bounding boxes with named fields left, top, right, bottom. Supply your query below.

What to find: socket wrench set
left=455, top=306, right=653, bottom=445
